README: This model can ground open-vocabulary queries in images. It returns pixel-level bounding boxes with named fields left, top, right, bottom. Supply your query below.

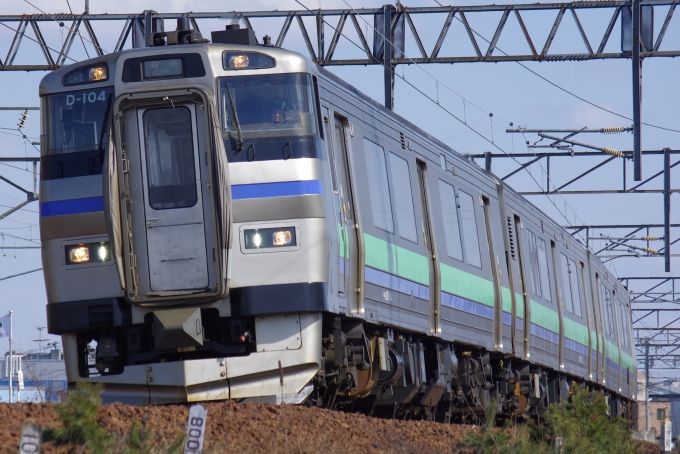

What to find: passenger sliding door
left=324, top=111, right=360, bottom=313
left=416, top=161, right=440, bottom=333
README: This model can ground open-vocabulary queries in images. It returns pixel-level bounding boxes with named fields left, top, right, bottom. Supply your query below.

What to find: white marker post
left=184, top=404, right=208, bottom=454
left=19, top=423, right=41, bottom=454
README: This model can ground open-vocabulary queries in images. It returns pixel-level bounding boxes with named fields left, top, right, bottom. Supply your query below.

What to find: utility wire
left=432, top=0, right=680, bottom=134
left=344, top=0, right=511, bottom=125
left=313, top=0, right=593, bottom=245
left=23, top=0, right=109, bottom=56
left=65, top=0, right=91, bottom=59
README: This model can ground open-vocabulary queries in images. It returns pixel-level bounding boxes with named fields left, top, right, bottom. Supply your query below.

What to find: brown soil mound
left=0, top=401, right=473, bottom=454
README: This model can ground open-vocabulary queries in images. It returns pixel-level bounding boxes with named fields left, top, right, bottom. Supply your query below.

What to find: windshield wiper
left=224, top=84, right=244, bottom=152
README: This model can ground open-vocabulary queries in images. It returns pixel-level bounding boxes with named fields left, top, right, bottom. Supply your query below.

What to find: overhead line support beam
left=632, top=0, right=643, bottom=180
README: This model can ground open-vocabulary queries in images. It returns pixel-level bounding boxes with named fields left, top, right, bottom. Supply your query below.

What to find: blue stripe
left=441, top=291, right=494, bottom=319
left=564, top=337, right=589, bottom=356
left=530, top=323, right=559, bottom=344
left=232, top=180, right=323, bottom=200
left=502, top=312, right=511, bottom=326
left=40, top=196, right=104, bottom=217
left=365, top=266, right=429, bottom=300
left=606, top=357, right=620, bottom=372
left=517, top=317, right=525, bottom=331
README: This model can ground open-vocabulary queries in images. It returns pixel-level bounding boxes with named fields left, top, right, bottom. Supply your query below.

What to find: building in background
left=0, top=348, right=66, bottom=402
left=636, top=371, right=679, bottom=449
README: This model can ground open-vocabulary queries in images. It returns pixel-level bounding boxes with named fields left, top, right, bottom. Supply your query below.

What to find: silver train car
left=39, top=23, right=635, bottom=418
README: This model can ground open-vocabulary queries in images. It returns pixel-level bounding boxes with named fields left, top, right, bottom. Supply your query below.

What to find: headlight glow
left=89, top=66, right=107, bottom=81
left=223, top=51, right=275, bottom=71
left=252, top=233, right=262, bottom=248
left=273, top=230, right=292, bottom=246
left=69, top=245, right=90, bottom=263
left=66, top=241, right=111, bottom=265
left=230, top=54, right=250, bottom=68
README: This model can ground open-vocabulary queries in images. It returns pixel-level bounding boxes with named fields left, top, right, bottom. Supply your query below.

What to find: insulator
left=16, top=120, right=25, bottom=129
left=603, top=147, right=623, bottom=157
left=642, top=247, right=659, bottom=255
left=601, top=127, right=625, bottom=134
left=641, top=236, right=658, bottom=241
left=19, top=111, right=29, bottom=120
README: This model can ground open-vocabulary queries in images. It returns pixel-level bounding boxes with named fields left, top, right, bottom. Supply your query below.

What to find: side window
left=560, top=254, right=583, bottom=317
left=437, top=180, right=463, bottom=261
left=388, top=152, right=418, bottom=243
left=526, top=229, right=552, bottom=301
left=363, top=138, right=393, bottom=233
left=618, top=299, right=629, bottom=348
left=458, top=190, right=482, bottom=268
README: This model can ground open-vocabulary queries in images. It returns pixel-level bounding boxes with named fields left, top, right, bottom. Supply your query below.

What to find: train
left=38, top=20, right=635, bottom=419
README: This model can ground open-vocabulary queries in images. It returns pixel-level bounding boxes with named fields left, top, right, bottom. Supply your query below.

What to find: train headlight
left=244, top=227, right=296, bottom=249
left=68, top=245, right=90, bottom=263
left=89, top=66, right=107, bottom=82
left=230, top=54, right=250, bottom=68
left=66, top=241, right=111, bottom=265
left=273, top=230, right=292, bottom=246
left=223, top=51, right=275, bottom=70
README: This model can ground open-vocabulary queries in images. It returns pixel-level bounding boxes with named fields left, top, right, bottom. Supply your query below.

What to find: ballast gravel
left=0, top=400, right=473, bottom=453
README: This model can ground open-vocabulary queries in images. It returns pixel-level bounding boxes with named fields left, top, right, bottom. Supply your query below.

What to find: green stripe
left=599, top=334, right=604, bottom=353
left=364, top=233, right=429, bottom=285
left=606, top=339, right=620, bottom=364
left=563, top=318, right=589, bottom=346
left=621, top=351, right=633, bottom=371
left=590, top=330, right=597, bottom=349
left=501, top=287, right=512, bottom=313
left=530, top=299, right=560, bottom=333
left=440, top=262, right=494, bottom=306
left=515, top=293, right=525, bottom=319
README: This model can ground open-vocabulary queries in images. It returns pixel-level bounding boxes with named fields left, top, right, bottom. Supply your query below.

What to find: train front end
left=40, top=33, right=329, bottom=404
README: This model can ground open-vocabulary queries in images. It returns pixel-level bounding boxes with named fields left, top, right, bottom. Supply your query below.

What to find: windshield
left=219, top=73, right=317, bottom=138
left=42, top=87, right=113, bottom=155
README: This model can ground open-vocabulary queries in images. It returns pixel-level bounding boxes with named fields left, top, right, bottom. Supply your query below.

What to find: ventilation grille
left=507, top=216, right=516, bottom=260
left=541, top=220, right=545, bottom=233
left=400, top=132, right=406, bottom=150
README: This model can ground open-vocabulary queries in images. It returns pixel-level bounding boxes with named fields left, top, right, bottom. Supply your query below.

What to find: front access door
left=137, top=105, right=209, bottom=292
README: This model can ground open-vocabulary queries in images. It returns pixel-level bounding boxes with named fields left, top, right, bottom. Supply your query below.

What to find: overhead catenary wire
left=344, top=0, right=511, bottom=126
left=308, top=0, right=594, bottom=247
left=0, top=22, right=78, bottom=64
left=432, top=0, right=680, bottom=134
left=23, top=0, right=109, bottom=56
left=64, top=0, right=90, bottom=59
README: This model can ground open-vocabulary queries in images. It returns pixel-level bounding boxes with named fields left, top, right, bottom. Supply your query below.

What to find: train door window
left=363, top=138, right=393, bottom=233
left=526, top=229, right=551, bottom=301
left=570, top=260, right=583, bottom=317
left=559, top=254, right=583, bottom=317
left=617, top=298, right=629, bottom=348
left=387, top=152, right=417, bottom=243
left=142, top=107, right=198, bottom=209
left=601, top=283, right=614, bottom=336
left=321, top=112, right=339, bottom=192
left=559, top=253, right=574, bottom=313
left=458, top=190, right=482, bottom=268
left=334, top=119, right=353, bottom=222
left=437, top=180, right=463, bottom=261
